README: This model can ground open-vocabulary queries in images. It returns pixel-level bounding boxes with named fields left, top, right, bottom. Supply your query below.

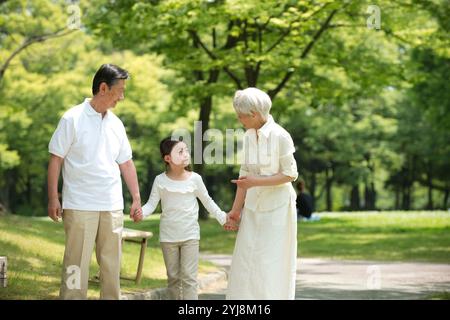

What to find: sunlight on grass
left=0, top=214, right=218, bottom=299
left=198, top=210, right=450, bottom=262
left=1, top=211, right=449, bottom=299
left=298, top=211, right=450, bottom=262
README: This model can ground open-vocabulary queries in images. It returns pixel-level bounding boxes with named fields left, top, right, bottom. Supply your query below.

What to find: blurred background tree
left=0, top=0, right=448, bottom=216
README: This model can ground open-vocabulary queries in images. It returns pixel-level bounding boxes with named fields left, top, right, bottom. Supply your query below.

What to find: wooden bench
left=90, top=228, right=153, bottom=285
left=120, top=228, right=153, bottom=284
left=0, top=256, right=6, bottom=288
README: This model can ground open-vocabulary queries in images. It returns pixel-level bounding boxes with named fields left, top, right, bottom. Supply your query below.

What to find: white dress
left=226, top=115, right=298, bottom=300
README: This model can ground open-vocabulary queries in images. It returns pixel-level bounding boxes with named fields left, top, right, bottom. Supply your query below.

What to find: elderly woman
left=227, top=87, right=298, bottom=300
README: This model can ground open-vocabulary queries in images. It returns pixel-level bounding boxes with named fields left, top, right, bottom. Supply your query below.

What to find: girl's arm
left=194, top=175, right=227, bottom=225
left=142, top=178, right=161, bottom=217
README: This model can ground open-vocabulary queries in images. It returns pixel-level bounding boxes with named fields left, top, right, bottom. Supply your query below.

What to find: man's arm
left=48, top=154, right=64, bottom=222
left=119, top=159, right=142, bottom=221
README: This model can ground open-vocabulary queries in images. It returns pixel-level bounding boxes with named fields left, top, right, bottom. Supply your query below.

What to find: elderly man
left=47, top=64, right=143, bottom=300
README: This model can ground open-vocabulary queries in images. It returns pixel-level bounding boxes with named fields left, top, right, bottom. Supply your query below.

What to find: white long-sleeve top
left=142, top=172, right=227, bottom=242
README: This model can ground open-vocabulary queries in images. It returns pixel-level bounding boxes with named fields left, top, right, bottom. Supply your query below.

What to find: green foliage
left=0, top=0, right=448, bottom=214
left=199, top=211, right=450, bottom=263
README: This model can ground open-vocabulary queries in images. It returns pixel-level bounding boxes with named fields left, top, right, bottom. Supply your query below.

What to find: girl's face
left=237, top=111, right=265, bottom=130
left=165, top=142, right=190, bottom=168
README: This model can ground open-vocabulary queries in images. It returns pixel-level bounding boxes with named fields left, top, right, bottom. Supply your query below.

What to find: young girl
left=139, top=137, right=234, bottom=300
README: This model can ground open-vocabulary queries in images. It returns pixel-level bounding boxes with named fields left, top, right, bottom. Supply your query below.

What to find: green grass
left=0, top=214, right=216, bottom=300
left=1, top=211, right=449, bottom=299
left=425, top=292, right=450, bottom=300
left=199, top=211, right=450, bottom=263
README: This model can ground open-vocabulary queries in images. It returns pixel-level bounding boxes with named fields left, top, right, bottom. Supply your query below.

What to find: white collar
left=84, top=98, right=109, bottom=118
left=256, top=115, right=274, bottom=138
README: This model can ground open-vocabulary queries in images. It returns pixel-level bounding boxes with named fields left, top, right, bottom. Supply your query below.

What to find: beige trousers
left=160, top=239, right=199, bottom=300
left=59, top=209, right=123, bottom=300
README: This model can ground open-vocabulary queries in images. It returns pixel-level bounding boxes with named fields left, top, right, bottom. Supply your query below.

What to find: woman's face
left=167, top=142, right=190, bottom=167
left=236, top=111, right=264, bottom=129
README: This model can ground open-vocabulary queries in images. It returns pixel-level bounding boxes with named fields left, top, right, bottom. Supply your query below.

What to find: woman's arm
left=231, top=173, right=294, bottom=190
left=232, top=133, right=298, bottom=190
left=228, top=186, right=247, bottom=222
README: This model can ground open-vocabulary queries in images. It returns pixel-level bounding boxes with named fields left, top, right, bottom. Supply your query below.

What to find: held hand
left=230, top=176, right=256, bottom=190
left=223, top=220, right=238, bottom=231
left=48, top=198, right=62, bottom=222
left=228, top=209, right=241, bottom=222
left=130, top=200, right=143, bottom=222
left=133, top=209, right=143, bottom=222
left=223, top=211, right=240, bottom=231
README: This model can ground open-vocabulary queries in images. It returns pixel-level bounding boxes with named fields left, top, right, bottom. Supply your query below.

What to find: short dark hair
left=92, top=64, right=129, bottom=95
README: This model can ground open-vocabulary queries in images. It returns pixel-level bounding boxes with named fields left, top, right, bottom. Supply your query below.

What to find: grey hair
left=233, top=87, right=272, bottom=120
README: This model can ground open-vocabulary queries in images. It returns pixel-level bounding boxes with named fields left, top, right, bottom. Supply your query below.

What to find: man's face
left=104, top=79, right=126, bottom=108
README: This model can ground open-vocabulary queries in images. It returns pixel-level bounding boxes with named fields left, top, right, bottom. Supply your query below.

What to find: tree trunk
left=325, top=167, right=332, bottom=212
left=426, top=164, right=433, bottom=210
left=8, top=170, right=18, bottom=213
left=395, top=187, right=400, bottom=210
left=189, top=30, right=220, bottom=218
left=364, top=157, right=376, bottom=210
left=364, top=182, right=376, bottom=210
left=310, top=172, right=317, bottom=212
left=401, top=158, right=414, bottom=210
left=402, top=185, right=411, bottom=210
left=27, top=172, right=33, bottom=215
left=0, top=174, right=10, bottom=213
left=194, top=65, right=219, bottom=218
left=350, top=185, right=360, bottom=211
left=195, top=95, right=213, bottom=219
left=443, top=187, right=449, bottom=209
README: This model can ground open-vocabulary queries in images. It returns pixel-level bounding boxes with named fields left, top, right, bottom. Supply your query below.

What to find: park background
left=0, top=0, right=449, bottom=299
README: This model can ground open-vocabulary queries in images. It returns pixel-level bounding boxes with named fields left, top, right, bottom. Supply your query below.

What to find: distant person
left=296, top=179, right=320, bottom=221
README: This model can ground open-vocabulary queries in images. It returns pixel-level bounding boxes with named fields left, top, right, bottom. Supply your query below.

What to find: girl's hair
left=159, top=136, right=192, bottom=171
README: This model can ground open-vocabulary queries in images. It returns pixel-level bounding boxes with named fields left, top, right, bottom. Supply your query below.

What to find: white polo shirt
left=48, top=98, right=132, bottom=211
